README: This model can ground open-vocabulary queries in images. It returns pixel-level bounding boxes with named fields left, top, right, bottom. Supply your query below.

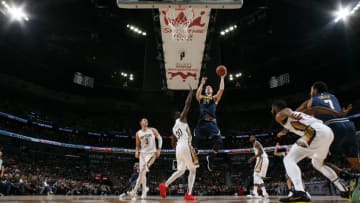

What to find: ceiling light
left=334, top=7, right=351, bottom=22
left=2, top=1, right=29, bottom=21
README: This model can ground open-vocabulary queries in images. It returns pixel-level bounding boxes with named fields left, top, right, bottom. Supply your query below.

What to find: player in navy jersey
left=297, top=81, right=360, bottom=173
left=193, top=75, right=225, bottom=172
left=119, top=163, right=139, bottom=200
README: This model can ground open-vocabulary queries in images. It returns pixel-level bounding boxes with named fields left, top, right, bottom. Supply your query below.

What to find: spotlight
left=142, top=32, right=147, bottom=36
left=220, top=31, right=225, bottom=35
left=334, top=7, right=351, bottom=22
left=234, top=25, right=237, bottom=28
left=126, top=24, right=130, bottom=28
left=229, top=26, right=234, bottom=31
left=2, top=1, right=29, bottom=21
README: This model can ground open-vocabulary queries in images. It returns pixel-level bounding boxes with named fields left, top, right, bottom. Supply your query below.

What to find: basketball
left=216, top=65, right=227, bottom=77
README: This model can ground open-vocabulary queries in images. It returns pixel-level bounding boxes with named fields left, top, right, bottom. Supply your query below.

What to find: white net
left=164, top=8, right=194, bottom=40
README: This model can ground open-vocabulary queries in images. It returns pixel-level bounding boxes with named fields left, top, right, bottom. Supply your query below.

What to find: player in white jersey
left=247, top=135, right=269, bottom=198
left=271, top=100, right=349, bottom=202
left=127, top=118, right=162, bottom=200
left=159, top=87, right=199, bottom=200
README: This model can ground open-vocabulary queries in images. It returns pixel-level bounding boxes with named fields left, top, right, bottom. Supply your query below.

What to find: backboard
left=117, top=0, right=243, bottom=9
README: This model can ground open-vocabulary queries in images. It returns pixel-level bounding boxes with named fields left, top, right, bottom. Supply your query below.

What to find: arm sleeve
left=156, top=135, right=163, bottom=149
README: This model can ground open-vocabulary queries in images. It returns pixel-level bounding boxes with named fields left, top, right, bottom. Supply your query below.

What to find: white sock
left=165, top=170, right=185, bottom=187
left=333, top=179, right=347, bottom=192
left=141, top=174, right=147, bottom=192
left=132, top=169, right=146, bottom=194
left=253, top=186, right=258, bottom=195
left=188, top=169, right=196, bottom=194
left=261, top=186, right=268, bottom=194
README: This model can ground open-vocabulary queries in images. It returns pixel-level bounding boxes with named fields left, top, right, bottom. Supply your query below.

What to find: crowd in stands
left=0, top=134, right=351, bottom=197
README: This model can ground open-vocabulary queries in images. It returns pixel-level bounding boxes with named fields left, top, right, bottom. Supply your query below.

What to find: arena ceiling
left=0, top=0, right=359, bottom=95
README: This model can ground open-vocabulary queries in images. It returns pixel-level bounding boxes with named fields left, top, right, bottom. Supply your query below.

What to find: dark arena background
left=0, top=0, right=360, bottom=202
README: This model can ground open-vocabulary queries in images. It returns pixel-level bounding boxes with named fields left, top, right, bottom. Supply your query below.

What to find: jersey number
left=175, top=128, right=183, bottom=138
left=324, top=99, right=335, bottom=110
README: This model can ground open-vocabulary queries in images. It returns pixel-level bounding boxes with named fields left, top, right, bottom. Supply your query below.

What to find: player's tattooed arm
left=180, top=85, right=194, bottom=123
left=296, top=99, right=311, bottom=112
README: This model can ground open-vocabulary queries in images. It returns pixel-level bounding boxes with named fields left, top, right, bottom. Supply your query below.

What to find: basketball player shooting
left=159, top=85, right=199, bottom=200
left=193, top=65, right=226, bottom=172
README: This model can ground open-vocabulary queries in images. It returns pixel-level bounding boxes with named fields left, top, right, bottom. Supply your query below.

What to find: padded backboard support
left=117, top=0, right=243, bottom=9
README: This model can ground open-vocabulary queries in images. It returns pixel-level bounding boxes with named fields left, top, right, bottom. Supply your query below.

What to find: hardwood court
left=0, top=195, right=351, bottom=203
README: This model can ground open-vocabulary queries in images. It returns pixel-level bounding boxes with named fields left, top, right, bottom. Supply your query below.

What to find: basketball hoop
left=164, top=8, right=195, bottom=40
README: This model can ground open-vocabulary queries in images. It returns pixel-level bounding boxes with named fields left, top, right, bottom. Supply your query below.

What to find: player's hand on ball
left=156, top=149, right=161, bottom=158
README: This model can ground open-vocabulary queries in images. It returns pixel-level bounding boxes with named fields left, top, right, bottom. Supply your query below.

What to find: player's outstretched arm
left=196, top=77, right=206, bottom=102
left=215, top=75, right=225, bottom=104
left=296, top=99, right=310, bottom=112
left=180, top=85, right=194, bottom=123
